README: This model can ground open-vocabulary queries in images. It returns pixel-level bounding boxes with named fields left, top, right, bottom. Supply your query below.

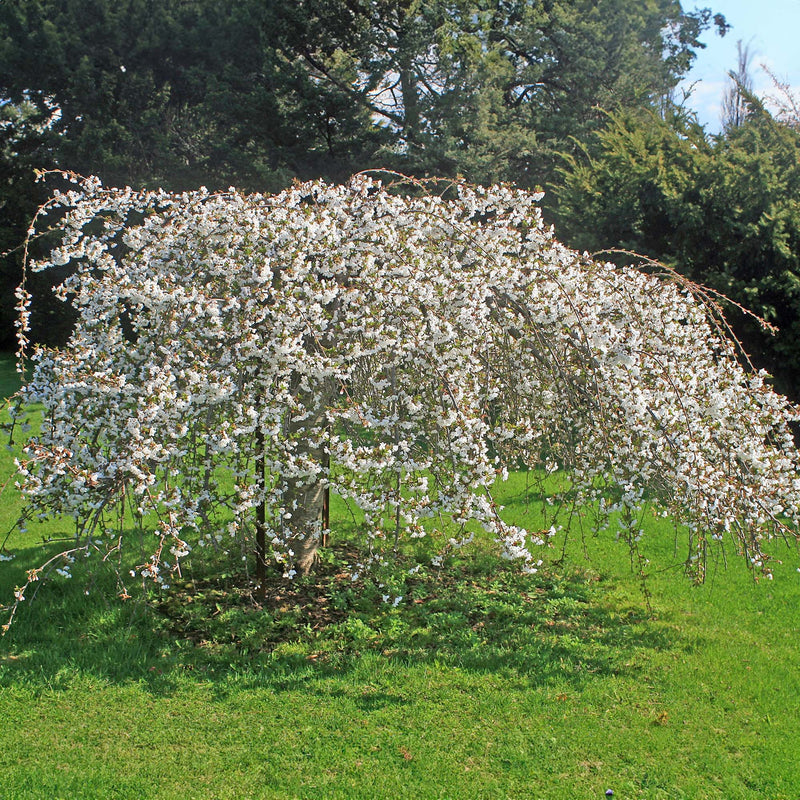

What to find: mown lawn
left=1, top=357, right=799, bottom=799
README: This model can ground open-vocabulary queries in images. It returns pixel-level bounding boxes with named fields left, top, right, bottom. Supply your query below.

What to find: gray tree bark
left=281, top=375, right=335, bottom=576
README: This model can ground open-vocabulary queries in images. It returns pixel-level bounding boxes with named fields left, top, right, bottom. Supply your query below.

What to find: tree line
left=3, top=0, right=799, bottom=395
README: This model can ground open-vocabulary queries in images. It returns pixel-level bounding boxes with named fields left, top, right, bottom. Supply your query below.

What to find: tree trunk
left=398, top=22, right=420, bottom=146
left=284, top=472, right=327, bottom=576
left=255, top=424, right=267, bottom=600
left=281, top=377, right=334, bottom=576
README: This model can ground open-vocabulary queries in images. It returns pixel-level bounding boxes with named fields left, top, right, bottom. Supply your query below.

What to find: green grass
left=1, top=354, right=800, bottom=798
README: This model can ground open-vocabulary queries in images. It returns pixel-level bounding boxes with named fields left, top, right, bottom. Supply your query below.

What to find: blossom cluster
left=7, top=171, right=800, bottom=614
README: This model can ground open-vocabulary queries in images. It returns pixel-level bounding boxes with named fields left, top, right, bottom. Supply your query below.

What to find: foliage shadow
left=1, top=540, right=683, bottom=699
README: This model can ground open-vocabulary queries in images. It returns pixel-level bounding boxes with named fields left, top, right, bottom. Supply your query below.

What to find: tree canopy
left=0, top=0, right=354, bottom=189
left=5, top=173, right=800, bottom=627
left=0, top=0, right=725, bottom=189
left=281, top=0, right=725, bottom=186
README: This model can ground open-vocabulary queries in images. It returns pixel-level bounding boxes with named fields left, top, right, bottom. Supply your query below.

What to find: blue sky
left=681, top=0, right=800, bottom=132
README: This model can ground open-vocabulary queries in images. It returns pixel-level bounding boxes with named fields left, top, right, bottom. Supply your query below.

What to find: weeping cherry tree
left=4, top=171, right=800, bottom=627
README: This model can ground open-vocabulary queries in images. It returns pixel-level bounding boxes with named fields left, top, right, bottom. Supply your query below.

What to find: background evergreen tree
left=554, top=100, right=800, bottom=398
left=0, top=0, right=725, bottom=348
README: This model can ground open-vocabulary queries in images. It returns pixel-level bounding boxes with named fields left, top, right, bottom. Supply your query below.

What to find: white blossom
left=3, top=171, right=799, bottom=627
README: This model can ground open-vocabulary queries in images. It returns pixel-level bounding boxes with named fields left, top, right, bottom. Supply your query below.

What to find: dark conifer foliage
left=0, top=0, right=724, bottom=347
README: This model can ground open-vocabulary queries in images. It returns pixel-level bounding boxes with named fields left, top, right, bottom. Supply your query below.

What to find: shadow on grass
left=0, top=541, right=682, bottom=698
